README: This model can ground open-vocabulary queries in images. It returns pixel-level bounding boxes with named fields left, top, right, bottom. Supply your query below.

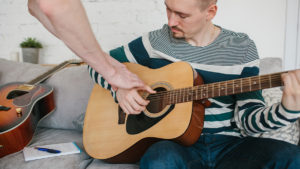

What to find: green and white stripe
left=88, top=24, right=300, bottom=137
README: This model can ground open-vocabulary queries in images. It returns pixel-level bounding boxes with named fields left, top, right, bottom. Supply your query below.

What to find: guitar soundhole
left=146, top=87, right=167, bottom=114
left=6, top=90, right=29, bottom=99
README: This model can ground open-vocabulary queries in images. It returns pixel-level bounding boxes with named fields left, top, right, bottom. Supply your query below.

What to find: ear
left=206, top=4, right=217, bottom=21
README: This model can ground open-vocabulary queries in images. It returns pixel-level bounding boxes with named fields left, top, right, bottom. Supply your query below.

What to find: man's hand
left=281, top=70, right=300, bottom=111
left=116, top=87, right=156, bottom=115
left=103, top=54, right=147, bottom=90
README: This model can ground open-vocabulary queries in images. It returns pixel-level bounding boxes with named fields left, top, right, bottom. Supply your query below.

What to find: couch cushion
left=86, top=159, right=139, bottom=169
left=0, top=128, right=91, bottom=169
left=0, top=128, right=139, bottom=169
left=38, top=65, right=94, bottom=130
left=0, top=59, right=50, bottom=84
left=0, top=59, right=94, bottom=130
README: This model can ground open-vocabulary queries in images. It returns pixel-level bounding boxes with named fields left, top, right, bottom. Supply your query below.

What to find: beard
left=170, top=26, right=185, bottom=39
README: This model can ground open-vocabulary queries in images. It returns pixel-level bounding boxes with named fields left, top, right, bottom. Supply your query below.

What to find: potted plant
left=20, top=37, right=43, bottom=64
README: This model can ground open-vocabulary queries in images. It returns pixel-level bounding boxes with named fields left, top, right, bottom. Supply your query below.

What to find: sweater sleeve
left=234, top=40, right=300, bottom=136
left=87, top=36, right=151, bottom=102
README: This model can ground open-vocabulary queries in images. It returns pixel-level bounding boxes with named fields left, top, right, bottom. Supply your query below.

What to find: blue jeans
left=140, top=134, right=300, bottom=169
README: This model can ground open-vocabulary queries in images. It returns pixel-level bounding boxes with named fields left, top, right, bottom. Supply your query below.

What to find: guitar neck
left=148, top=71, right=286, bottom=105
left=27, top=61, right=73, bottom=85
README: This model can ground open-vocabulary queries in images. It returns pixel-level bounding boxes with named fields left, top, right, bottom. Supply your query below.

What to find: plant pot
left=22, top=48, right=40, bottom=64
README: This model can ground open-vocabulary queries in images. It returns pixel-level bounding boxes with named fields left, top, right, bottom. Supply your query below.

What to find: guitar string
left=146, top=79, right=282, bottom=102
left=145, top=75, right=282, bottom=103
left=146, top=75, right=282, bottom=100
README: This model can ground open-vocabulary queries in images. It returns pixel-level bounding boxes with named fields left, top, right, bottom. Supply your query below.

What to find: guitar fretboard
left=27, top=61, right=74, bottom=85
left=148, top=72, right=285, bottom=105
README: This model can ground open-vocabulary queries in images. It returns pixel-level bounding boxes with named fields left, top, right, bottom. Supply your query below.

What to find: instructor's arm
left=27, top=0, right=147, bottom=90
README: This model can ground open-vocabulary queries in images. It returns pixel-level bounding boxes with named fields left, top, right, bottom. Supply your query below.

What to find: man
left=88, top=0, right=300, bottom=168
left=31, top=0, right=300, bottom=168
left=27, top=0, right=152, bottom=92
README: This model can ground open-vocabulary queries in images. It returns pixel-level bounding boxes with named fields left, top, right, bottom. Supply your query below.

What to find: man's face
left=165, top=0, right=208, bottom=39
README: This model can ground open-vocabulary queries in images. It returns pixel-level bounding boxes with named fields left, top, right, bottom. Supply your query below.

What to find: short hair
left=198, top=0, right=217, bottom=11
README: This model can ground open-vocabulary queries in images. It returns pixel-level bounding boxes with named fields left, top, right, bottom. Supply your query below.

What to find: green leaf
left=20, top=37, right=43, bottom=48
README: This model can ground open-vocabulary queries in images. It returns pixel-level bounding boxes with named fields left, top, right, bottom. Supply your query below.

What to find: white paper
left=23, top=142, right=81, bottom=161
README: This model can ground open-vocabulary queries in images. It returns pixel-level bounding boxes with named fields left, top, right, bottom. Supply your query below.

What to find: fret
left=232, top=80, right=235, bottom=94
left=218, top=82, right=221, bottom=97
left=194, top=87, right=197, bottom=100
left=211, top=83, right=214, bottom=98
left=249, top=77, right=252, bottom=92
left=234, top=79, right=242, bottom=94
left=184, top=89, right=186, bottom=103
left=181, top=90, right=183, bottom=103
left=220, top=82, right=226, bottom=96
left=272, top=73, right=282, bottom=87
left=177, top=89, right=180, bottom=103
left=185, top=89, right=188, bottom=102
left=175, top=90, right=178, bottom=103
left=226, top=81, right=233, bottom=95
left=170, top=90, right=173, bottom=103
left=251, top=76, right=260, bottom=91
left=196, top=86, right=199, bottom=100
left=167, top=91, right=170, bottom=104
left=170, top=90, right=173, bottom=104
left=211, top=83, right=216, bottom=98
left=215, top=83, right=219, bottom=97
left=190, top=89, right=193, bottom=101
left=240, top=78, right=243, bottom=93
left=225, top=81, right=228, bottom=96
left=175, top=90, right=176, bottom=103
left=207, top=83, right=212, bottom=98
left=181, top=89, right=184, bottom=103
left=269, top=75, right=272, bottom=88
left=202, top=86, right=207, bottom=98
left=261, top=75, right=271, bottom=89
left=200, top=86, right=203, bottom=100
left=173, top=90, right=175, bottom=103
left=206, top=85, right=209, bottom=98
left=189, top=88, right=192, bottom=101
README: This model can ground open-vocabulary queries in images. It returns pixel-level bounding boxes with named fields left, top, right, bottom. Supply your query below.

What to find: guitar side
left=0, top=82, right=55, bottom=158
left=83, top=62, right=205, bottom=163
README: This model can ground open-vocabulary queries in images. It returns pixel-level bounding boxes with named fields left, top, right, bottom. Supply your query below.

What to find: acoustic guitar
left=0, top=60, right=81, bottom=158
left=83, top=61, right=284, bottom=163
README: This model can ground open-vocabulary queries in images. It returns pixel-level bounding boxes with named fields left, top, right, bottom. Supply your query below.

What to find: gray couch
left=0, top=58, right=299, bottom=169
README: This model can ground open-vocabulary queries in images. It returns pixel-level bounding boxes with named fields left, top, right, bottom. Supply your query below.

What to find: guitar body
left=83, top=62, right=206, bottom=163
left=0, top=82, right=55, bottom=157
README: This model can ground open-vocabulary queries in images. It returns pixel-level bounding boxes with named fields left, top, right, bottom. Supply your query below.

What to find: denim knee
left=140, top=140, right=187, bottom=169
left=265, top=142, right=300, bottom=169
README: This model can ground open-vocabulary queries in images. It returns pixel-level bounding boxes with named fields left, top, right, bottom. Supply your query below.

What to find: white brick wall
left=0, top=0, right=166, bottom=64
left=0, top=0, right=286, bottom=64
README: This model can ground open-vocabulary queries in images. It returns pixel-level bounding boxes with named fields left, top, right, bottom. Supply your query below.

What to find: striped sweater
left=88, top=24, right=300, bottom=137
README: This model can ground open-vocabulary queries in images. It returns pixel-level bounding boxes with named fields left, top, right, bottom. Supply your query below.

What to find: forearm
left=235, top=97, right=300, bottom=135
left=28, top=0, right=115, bottom=77
left=28, top=0, right=57, bottom=37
